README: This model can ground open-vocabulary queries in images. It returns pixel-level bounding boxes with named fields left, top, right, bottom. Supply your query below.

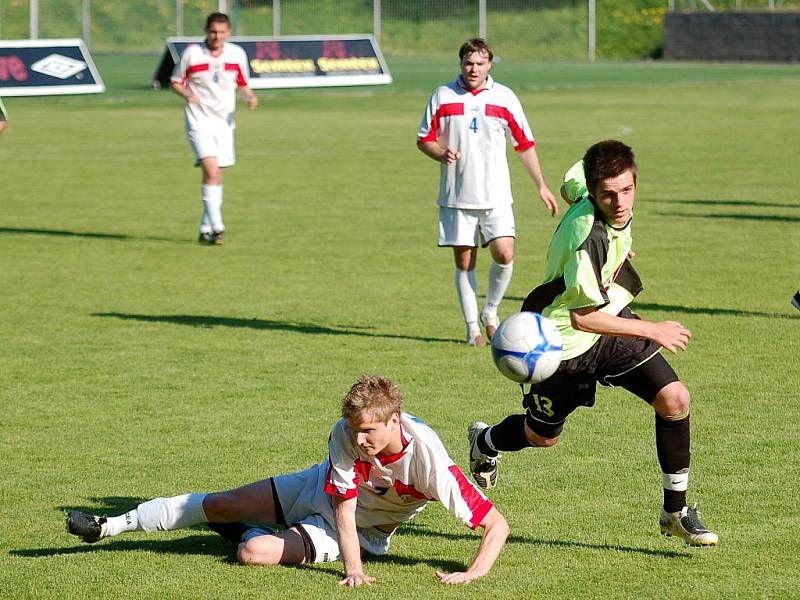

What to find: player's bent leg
left=523, top=420, right=560, bottom=448
left=202, top=479, right=277, bottom=524
left=652, top=381, right=691, bottom=420
left=237, top=527, right=307, bottom=566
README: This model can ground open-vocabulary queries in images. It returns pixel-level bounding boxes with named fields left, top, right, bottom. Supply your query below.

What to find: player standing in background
left=170, top=12, right=257, bottom=245
left=66, top=375, right=509, bottom=586
left=468, top=140, right=719, bottom=547
left=0, top=97, right=8, bottom=135
left=417, top=38, right=558, bottom=347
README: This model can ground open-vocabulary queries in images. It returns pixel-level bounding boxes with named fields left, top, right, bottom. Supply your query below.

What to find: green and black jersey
left=0, top=97, right=7, bottom=121
left=523, top=160, right=643, bottom=359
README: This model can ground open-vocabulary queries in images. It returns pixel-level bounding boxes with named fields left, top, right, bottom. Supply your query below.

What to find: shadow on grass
left=93, top=312, right=462, bottom=344
left=503, top=298, right=796, bottom=320
left=0, top=226, right=187, bottom=244
left=399, top=522, right=691, bottom=559
left=11, top=534, right=239, bottom=561
left=653, top=211, right=800, bottom=224
left=648, top=198, right=799, bottom=210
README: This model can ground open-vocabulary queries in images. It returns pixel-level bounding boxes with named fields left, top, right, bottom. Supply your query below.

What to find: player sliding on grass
left=417, top=38, right=558, bottom=347
left=66, top=375, right=509, bottom=586
left=468, top=140, right=719, bottom=547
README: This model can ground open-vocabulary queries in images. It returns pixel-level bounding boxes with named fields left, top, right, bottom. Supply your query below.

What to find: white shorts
left=186, top=117, right=235, bottom=167
left=272, top=463, right=394, bottom=564
left=438, top=204, right=515, bottom=248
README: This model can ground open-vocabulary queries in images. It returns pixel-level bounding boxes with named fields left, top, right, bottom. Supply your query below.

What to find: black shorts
left=523, top=308, right=679, bottom=438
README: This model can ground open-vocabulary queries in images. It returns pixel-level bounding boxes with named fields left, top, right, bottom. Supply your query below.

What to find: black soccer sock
left=655, top=413, right=690, bottom=513
left=479, top=414, right=533, bottom=454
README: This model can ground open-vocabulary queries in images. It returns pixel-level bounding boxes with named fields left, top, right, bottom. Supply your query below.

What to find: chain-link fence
left=0, top=0, right=798, bottom=58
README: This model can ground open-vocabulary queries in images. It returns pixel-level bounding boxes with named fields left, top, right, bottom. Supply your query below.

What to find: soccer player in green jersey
left=468, top=140, right=719, bottom=547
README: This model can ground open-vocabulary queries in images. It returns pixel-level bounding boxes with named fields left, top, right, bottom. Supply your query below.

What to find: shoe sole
left=660, top=527, right=719, bottom=546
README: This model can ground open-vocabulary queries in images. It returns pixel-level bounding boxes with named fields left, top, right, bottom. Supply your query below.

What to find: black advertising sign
left=0, top=39, right=104, bottom=96
left=154, top=35, right=392, bottom=90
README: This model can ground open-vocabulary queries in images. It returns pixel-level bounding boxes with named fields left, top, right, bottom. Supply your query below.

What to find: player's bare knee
left=202, top=492, right=236, bottom=521
left=654, top=381, right=691, bottom=420
left=237, top=540, right=273, bottom=566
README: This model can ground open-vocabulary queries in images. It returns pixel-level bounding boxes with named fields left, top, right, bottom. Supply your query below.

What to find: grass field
left=1, top=55, right=799, bottom=599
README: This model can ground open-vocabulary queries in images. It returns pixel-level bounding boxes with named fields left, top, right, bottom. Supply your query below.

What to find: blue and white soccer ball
left=491, top=312, right=563, bottom=384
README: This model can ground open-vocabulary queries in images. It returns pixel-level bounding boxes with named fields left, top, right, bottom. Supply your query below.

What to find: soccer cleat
left=198, top=231, right=215, bottom=245
left=65, top=510, right=107, bottom=543
left=792, top=290, right=800, bottom=311
left=480, top=311, right=500, bottom=341
left=211, top=230, right=225, bottom=246
left=468, top=422, right=501, bottom=489
left=659, top=505, right=719, bottom=546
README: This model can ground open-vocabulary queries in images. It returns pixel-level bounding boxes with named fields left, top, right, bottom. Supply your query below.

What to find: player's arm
left=518, top=146, right=558, bottom=216
left=169, top=80, right=200, bottom=104
left=332, top=495, right=374, bottom=587
left=570, top=307, right=691, bottom=354
left=417, top=140, right=460, bottom=165
left=436, top=506, right=509, bottom=585
left=239, top=85, right=258, bottom=110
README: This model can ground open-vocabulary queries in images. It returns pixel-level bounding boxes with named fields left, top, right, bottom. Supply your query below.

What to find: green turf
left=1, top=55, right=799, bottom=599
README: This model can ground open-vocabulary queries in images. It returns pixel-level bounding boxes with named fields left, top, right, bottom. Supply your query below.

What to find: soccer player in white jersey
left=170, top=12, right=258, bottom=245
left=418, top=38, right=559, bottom=346
left=66, top=375, right=509, bottom=586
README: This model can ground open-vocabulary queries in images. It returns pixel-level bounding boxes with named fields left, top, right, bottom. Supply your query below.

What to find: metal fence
left=0, top=0, right=798, bottom=58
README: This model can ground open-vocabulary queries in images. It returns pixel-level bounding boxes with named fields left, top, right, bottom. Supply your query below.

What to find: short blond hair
left=341, top=375, right=404, bottom=423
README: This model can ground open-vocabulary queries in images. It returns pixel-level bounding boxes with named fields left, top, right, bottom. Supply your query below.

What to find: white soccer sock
left=202, top=184, right=224, bottom=232
left=484, top=261, right=514, bottom=316
left=105, top=493, right=208, bottom=537
left=455, top=268, right=480, bottom=336
left=199, top=203, right=212, bottom=234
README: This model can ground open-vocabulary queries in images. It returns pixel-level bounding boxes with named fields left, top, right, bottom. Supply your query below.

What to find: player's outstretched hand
left=539, top=186, right=559, bottom=217
left=246, top=95, right=258, bottom=110
left=435, top=569, right=484, bottom=585
left=652, top=320, right=692, bottom=354
left=338, top=573, right=375, bottom=587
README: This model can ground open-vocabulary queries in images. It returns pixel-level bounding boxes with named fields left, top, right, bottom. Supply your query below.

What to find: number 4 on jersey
left=469, top=117, right=478, bottom=133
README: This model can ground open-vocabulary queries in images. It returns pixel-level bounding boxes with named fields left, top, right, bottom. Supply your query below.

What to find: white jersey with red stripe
left=170, top=41, right=249, bottom=128
left=324, top=413, right=493, bottom=530
left=418, top=75, right=535, bottom=209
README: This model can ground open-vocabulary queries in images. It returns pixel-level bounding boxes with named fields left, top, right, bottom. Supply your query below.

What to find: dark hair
left=459, top=38, right=494, bottom=63
left=583, top=140, right=638, bottom=196
left=205, top=12, right=231, bottom=30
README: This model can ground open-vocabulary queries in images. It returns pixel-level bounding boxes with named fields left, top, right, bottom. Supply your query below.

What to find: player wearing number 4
left=469, top=140, right=719, bottom=547
left=170, top=12, right=258, bottom=245
left=66, top=376, right=509, bottom=586
left=417, top=38, right=559, bottom=347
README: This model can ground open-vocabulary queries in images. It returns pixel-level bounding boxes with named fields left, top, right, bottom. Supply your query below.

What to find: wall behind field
left=664, top=12, right=800, bottom=61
